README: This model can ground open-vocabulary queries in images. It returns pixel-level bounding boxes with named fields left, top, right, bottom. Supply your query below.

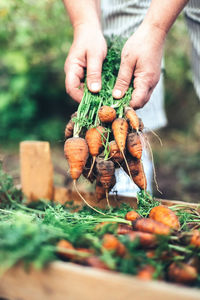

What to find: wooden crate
left=0, top=141, right=199, bottom=300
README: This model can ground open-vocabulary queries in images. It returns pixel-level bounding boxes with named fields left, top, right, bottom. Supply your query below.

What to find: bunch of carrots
left=64, top=39, right=147, bottom=210
left=57, top=202, right=200, bottom=286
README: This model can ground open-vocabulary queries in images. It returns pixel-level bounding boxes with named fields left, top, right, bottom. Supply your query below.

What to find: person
left=63, top=0, right=200, bottom=195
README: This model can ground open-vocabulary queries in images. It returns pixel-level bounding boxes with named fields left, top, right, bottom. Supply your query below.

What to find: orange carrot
left=64, top=112, right=77, bottom=139
left=127, top=231, right=157, bottom=248
left=112, top=118, right=128, bottom=153
left=86, top=256, right=110, bottom=270
left=168, top=262, right=198, bottom=284
left=96, top=158, right=115, bottom=208
left=132, top=218, right=171, bottom=236
left=125, top=210, right=141, bottom=222
left=56, top=239, right=75, bottom=260
left=137, top=265, right=156, bottom=280
left=123, top=156, right=147, bottom=190
left=127, top=132, right=142, bottom=159
left=117, top=224, right=133, bottom=235
left=102, top=234, right=126, bottom=256
left=109, top=140, right=123, bottom=163
left=85, top=126, right=106, bottom=177
left=96, top=158, right=115, bottom=190
left=64, top=137, right=89, bottom=180
left=190, top=230, right=200, bottom=248
left=125, top=106, right=140, bottom=132
left=98, top=105, right=116, bottom=123
left=149, top=205, right=180, bottom=231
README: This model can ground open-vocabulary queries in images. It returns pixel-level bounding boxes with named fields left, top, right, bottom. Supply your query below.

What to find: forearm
left=142, top=0, right=189, bottom=36
left=63, top=0, right=101, bottom=31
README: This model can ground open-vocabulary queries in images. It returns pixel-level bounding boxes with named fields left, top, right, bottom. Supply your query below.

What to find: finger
left=112, top=55, right=136, bottom=99
left=86, top=52, right=104, bottom=93
left=65, top=62, right=85, bottom=102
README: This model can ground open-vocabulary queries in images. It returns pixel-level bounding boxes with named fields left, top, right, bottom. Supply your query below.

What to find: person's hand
left=64, top=25, right=107, bottom=102
left=112, top=24, right=166, bottom=109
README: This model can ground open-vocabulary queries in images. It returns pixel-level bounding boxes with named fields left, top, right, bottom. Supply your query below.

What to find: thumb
left=130, top=79, right=150, bottom=109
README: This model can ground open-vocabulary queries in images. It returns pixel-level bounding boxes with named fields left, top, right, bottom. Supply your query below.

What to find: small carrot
left=137, top=265, right=156, bottom=280
left=85, top=126, right=107, bottom=177
left=132, top=218, right=171, bottom=236
left=64, top=112, right=77, bottom=139
left=112, top=118, right=128, bottom=153
left=190, top=230, right=200, bottom=248
left=102, top=234, right=126, bottom=257
left=149, top=205, right=180, bottom=231
left=125, top=106, right=140, bottom=132
left=125, top=210, right=141, bottom=222
left=168, top=262, right=198, bottom=284
left=96, top=158, right=115, bottom=208
left=117, top=224, right=133, bottom=235
left=123, top=156, right=147, bottom=190
left=56, top=239, right=75, bottom=260
left=112, top=118, right=132, bottom=179
left=86, top=256, right=110, bottom=270
left=127, top=231, right=157, bottom=248
left=127, top=132, right=142, bottom=159
left=109, top=140, right=123, bottom=163
left=64, top=137, right=89, bottom=180
left=98, top=105, right=116, bottom=123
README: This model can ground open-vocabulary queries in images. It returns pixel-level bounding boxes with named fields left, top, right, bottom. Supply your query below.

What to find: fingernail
left=113, top=89, right=122, bottom=98
left=90, top=82, right=100, bottom=92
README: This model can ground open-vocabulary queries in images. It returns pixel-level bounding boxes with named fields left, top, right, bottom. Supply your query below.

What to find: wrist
left=137, top=21, right=166, bottom=44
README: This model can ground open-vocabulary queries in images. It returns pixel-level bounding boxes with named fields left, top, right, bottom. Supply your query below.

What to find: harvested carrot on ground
left=149, top=205, right=180, bottom=231
left=102, top=234, right=126, bottom=256
left=168, top=262, right=198, bottom=285
left=190, top=230, right=200, bottom=248
left=86, top=256, right=110, bottom=270
left=127, top=132, right=142, bottom=159
left=127, top=231, right=157, bottom=248
left=85, top=126, right=107, bottom=177
left=56, top=240, right=75, bottom=260
left=125, top=106, right=140, bottom=132
left=125, top=210, right=141, bottom=222
left=132, top=218, right=171, bottom=236
left=117, top=223, right=133, bottom=235
left=137, top=265, right=156, bottom=280
left=98, top=105, right=116, bottom=123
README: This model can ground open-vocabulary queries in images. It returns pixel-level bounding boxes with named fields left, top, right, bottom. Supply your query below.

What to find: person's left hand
left=112, top=23, right=166, bottom=109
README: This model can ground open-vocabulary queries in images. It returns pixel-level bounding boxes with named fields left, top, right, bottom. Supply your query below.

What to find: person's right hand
left=64, top=25, right=107, bottom=102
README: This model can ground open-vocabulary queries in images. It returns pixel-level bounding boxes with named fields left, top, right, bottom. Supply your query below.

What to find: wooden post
left=20, top=141, right=54, bottom=201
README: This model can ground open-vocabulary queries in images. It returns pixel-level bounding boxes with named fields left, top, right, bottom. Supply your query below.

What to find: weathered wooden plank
left=20, top=141, right=54, bottom=201
left=0, top=262, right=199, bottom=300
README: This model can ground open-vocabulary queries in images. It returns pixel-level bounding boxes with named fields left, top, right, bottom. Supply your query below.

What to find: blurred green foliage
left=0, top=0, right=76, bottom=142
left=0, top=3, right=199, bottom=143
